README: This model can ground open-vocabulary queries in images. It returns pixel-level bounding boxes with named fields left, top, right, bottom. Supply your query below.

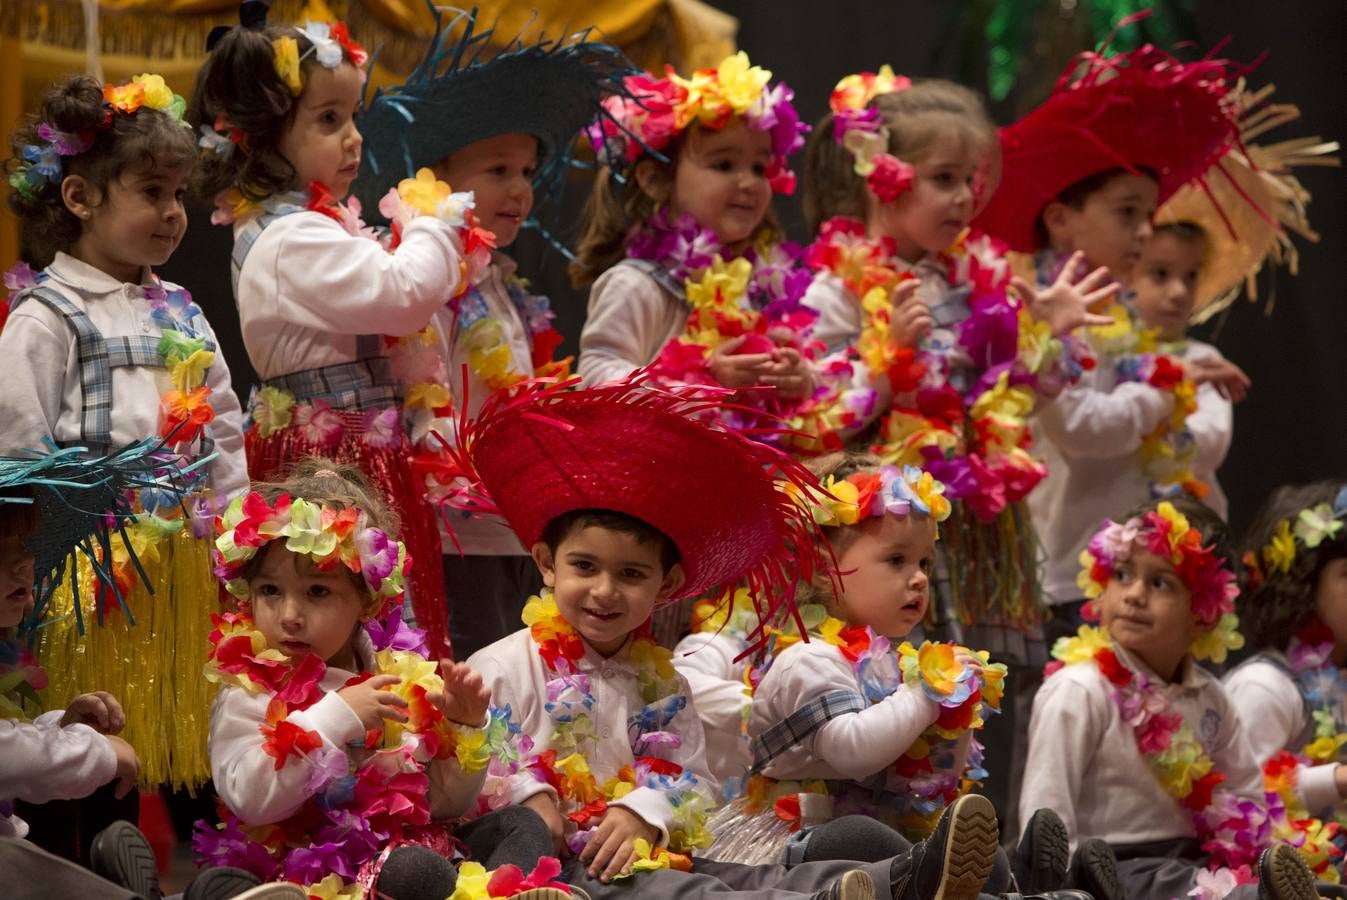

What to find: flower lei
left=784, top=463, right=951, bottom=528
left=1046, top=625, right=1269, bottom=875
left=10, top=74, right=187, bottom=202
left=0, top=636, right=47, bottom=721
left=271, top=20, right=367, bottom=98
left=515, top=590, right=712, bottom=869
left=452, top=272, right=572, bottom=392
left=800, top=218, right=1071, bottom=523
left=1076, top=501, right=1243, bottom=663
left=588, top=52, right=807, bottom=194
left=828, top=66, right=914, bottom=202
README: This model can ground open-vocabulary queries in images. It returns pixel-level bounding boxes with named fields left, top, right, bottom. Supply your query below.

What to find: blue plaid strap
left=749, top=689, right=866, bottom=773
left=16, top=287, right=118, bottom=450
left=618, top=258, right=687, bottom=305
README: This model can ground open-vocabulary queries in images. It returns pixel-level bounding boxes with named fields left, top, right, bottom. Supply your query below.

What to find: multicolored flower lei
left=800, top=218, right=1072, bottom=524
left=783, top=463, right=951, bottom=528
left=588, top=52, right=808, bottom=194
left=1046, top=625, right=1269, bottom=873
left=1075, top=501, right=1243, bottom=663
left=828, top=66, right=914, bottom=202
left=452, top=272, right=573, bottom=392
left=0, top=636, right=48, bottom=721
left=514, top=590, right=713, bottom=866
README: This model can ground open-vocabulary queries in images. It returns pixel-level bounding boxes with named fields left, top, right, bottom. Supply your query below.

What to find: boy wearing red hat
left=448, top=378, right=1025, bottom=900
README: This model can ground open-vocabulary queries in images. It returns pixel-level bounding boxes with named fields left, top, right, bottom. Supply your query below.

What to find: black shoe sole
left=89, top=820, right=161, bottom=900
left=1017, top=809, right=1070, bottom=893
left=935, top=794, right=999, bottom=900
left=1261, top=844, right=1317, bottom=900
left=1070, top=838, right=1123, bottom=900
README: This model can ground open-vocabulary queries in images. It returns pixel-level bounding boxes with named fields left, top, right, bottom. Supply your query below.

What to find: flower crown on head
left=10, top=73, right=187, bottom=202
left=785, top=464, right=951, bottom=529
left=587, top=51, right=808, bottom=195
left=213, top=491, right=407, bottom=604
left=271, top=20, right=368, bottom=98
left=828, top=65, right=913, bottom=203
left=1077, top=501, right=1243, bottom=662
left=1245, top=486, right=1347, bottom=587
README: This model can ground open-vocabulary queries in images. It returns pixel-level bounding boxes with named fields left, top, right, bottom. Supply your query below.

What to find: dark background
left=163, top=0, right=1345, bottom=535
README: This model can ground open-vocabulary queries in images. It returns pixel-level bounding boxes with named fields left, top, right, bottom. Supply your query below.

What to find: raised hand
left=1012, top=250, right=1119, bottom=336
left=427, top=659, right=491, bottom=727
left=337, top=674, right=409, bottom=730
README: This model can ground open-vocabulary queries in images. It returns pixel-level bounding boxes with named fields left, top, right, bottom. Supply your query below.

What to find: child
left=1021, top=496, right=1319, bottom=900
left=1226, top=481, right=1347, bottom=880
left=352, top=12, right=635, bottom=658
left=574, top=54, right=818, bottom=429
left=190, top=12, right=486, bottom=657
left=195, top=459, right=564, bottom=899
left=451, top=377, right=1006, bottom=900
left=1, top=73, right=247, bottom=789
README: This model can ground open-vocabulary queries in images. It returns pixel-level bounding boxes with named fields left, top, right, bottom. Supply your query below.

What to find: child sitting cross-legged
left=451, top=377, right=1014, bottom=900
left=1021, top=496, right=1324, bottom=900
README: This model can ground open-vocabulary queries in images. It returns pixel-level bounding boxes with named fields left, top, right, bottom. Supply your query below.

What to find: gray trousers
left=563, top=854, right=895, bottom=899
left=0, top=837, right=140, bottom=900
left=1114, top=840, right=1259, bottom=900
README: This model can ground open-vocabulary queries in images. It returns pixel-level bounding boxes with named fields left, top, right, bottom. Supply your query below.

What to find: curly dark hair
left=6, top=75, right=196, bottom=267
left=1238, top=480, right=1347, bottom=651
left=188, top=23, right=344, bottom=202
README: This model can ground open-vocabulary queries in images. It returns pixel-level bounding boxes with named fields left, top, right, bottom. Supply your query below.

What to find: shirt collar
left=575, top=635, right=638, bottom=676
left=47, top=252, right=158, bottom=297
left=1113, top=641, right=1204, bottom=691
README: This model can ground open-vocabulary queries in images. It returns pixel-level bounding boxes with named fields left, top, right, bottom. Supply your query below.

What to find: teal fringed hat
left=0, top=440, right=203, bottom=630
left=352, top=6, right=639, bottom=226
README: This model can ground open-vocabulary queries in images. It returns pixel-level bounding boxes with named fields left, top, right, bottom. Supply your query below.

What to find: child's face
left=831, top=513, right=934, bottom=639
left=70, top=163, right=190, bottom=283
left=248, top=543, right=369, bottom=668
left=532, top=525, right=685, bottom=657
left=871, top=134, right=978, bottom=261
left=432, top=132, right=537, bottom=248
left=1314, top=557, right=1347, bottom=651
left=1097, top=544, right=1197, bottom=678
left=278, top=62, right=364, bottom=199
left=1132, top=232, right=1203, bottom=340
left=669, top=119, right=773, bottom=246
left=1045, top=172, right=1158, bottom=282
left=0, top=532, right=35, bottom=629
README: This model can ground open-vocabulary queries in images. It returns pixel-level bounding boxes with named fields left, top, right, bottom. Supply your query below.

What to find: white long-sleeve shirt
left=0, top=252, right=247, bottom=499
left=209, top=631, right=485, bottom=826
left=232, top=210, right=465, bottom=380
left=577, top=263, right=685, bottom=386
left=673, top=631, right=752, bottom=785
left=1020, top=643, right=1262, bottom=849
left=748, top=638, right=940, bottom=782
left=1029, top=338, right=1232, bottom=604
left=1224, top=652, right=1342, bottom=815
left=467, top=627, right=718, bottom=844
left=0, top=710, right=116, bottom=838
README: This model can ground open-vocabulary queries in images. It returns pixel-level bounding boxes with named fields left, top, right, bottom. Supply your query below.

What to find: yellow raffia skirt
left=36, top=529, right=220, bottom=791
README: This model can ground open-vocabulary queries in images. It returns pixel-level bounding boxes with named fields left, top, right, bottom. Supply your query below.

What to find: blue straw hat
left=353, top=6, right=639, bottom=227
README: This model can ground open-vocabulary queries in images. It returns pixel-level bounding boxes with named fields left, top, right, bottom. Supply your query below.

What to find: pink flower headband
left=587, top=51, right=808, bottom=194
left=829, top=65, right=913, bottom=202
left=1078, top=501, right=1242, bottom=662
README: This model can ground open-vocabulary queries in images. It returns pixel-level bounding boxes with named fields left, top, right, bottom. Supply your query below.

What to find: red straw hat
left=437, top=376, right=827, bottom=621
left=974, top=44, right=1245, bottom=253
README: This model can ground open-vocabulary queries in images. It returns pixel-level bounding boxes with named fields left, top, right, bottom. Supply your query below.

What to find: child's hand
left=337, top=675, right=409, bottom=730
left=105, top=735, right=140, bottom=799
left=708, top=336, right=774, bottom=389
left=757, top=347, right=816, bottom=400
left=1184, top=357, right=1251, bottom=402
left=427, top=659, right=490, bottom=727
left=61, top=691, right=126, bottom=735
left=1012, top=251, right=1118, bottom=336
left=523, top=791, right=568, bottom=856
left=580, top=805, right=661, bottom=883
left=954, top=649, right=985, bottom=678
left=890, top=279, right=932, bottom=349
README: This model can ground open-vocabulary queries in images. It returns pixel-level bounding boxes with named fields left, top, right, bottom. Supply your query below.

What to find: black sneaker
left=89, top=820, right=161, bottom=900
left=1012, top=809, right=1069, bottom=894
left=1259, top=844, right=1317, bottom=900
left=890, top=793, right=999, bottom=900
left=815, top=869, right=876, bottom=900
left=1066, top=838, right=1122, bottom=900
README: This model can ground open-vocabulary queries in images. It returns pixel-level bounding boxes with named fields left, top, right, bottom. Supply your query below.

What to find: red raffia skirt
left=245, top=413, right=452, bottom=659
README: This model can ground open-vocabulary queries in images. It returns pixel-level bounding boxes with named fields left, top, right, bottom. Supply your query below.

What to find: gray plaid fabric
left=618, top=258, right=687, bottom=304
left=15, top=287, right=215, bottom=458
left=750, top=689, right=866, bottom=772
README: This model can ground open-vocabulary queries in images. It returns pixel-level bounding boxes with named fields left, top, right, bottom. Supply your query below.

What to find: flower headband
left=271, top=20, right=368, bottom=98
left=9, top=74, right=186, bottom=202
left=1077, top=501, right=1242, bottom=661
left=1249, top=486, right=1347, bottom=585
left=829, top=65, right=913, bottom=202
left=787, top=464, right=952, bottom=528
left=587, top=51, right=808, bottom=194
left=213, top=491, right=407, bottom=603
